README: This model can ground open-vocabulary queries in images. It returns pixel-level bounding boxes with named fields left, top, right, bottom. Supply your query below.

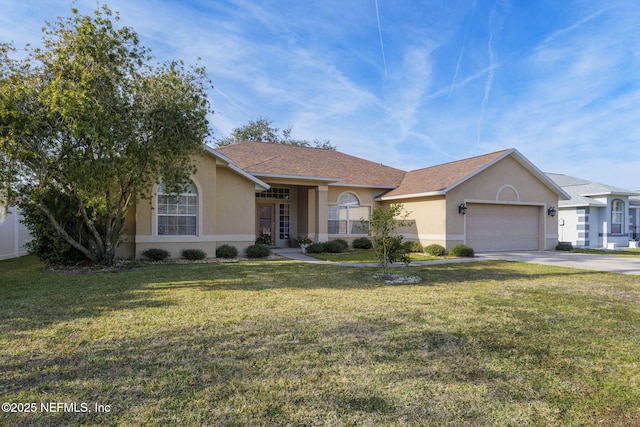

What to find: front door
left=257, top=205, right=273, bottom=244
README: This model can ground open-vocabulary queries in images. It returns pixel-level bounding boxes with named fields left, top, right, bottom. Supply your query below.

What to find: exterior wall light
left=458, top=203, right=467, bottom=215
left=547, top=206, right=556, bottom=217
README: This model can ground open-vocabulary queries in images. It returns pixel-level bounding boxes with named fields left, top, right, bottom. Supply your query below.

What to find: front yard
left=1, top=256, right=639, bottom=426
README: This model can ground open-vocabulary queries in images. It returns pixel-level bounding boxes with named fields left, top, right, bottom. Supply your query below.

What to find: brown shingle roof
left=380, top=149, right=512, bottom=199
left=215, top=141, right=406, bottom=187
left=215, top=143, right=528, bottom=199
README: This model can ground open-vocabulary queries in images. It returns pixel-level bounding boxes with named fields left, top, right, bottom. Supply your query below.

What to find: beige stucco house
left=118, top=142, right=569, bottom=258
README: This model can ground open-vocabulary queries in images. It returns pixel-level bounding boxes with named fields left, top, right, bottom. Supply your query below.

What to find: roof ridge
left=406, top=148, right=512, bottom=173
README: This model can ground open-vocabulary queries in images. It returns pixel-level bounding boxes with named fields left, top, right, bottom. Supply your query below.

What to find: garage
left=466, top=204, right=540, bottom=252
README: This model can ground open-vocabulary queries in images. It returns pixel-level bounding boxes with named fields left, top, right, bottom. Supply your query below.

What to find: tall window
left=611, top=199, right=624, bottom=234
left=328, top=192, right=369, bottom=234
left=157, top=181, right=198, bottom=236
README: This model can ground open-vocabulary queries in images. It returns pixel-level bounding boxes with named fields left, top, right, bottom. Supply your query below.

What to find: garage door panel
left=466, top=204, right=540, bottom=252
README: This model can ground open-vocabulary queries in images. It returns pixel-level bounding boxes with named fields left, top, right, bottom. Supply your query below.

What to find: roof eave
left=375, top=190, right=446, bottom=201
left=205, top=146, right=270, bottom=191
left=580, top=191, right=640, bottom=197
left=249, top=172, right=341, bottom=183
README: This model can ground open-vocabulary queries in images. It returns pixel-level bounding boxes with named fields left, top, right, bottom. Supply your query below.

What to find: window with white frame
left=328, top=192, right=369, bottom=234
left=611, top=199, right=624, bottom=234
left=157, top=181, right=198, bottom=236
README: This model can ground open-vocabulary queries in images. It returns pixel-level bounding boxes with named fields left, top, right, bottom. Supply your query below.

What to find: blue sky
left=2, top=0, right=639, bottom=188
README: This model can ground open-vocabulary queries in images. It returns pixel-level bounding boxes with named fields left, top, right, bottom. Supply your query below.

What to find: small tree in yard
left=366, top=203, right=411, bottom=279
left=0, top=6, right=211, bottom=266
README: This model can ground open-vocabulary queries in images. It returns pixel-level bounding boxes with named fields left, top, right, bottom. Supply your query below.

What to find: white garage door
left=466, top=204, right=540, bottom=252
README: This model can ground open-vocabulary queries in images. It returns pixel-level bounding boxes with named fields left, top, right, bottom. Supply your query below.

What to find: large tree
left=0, top=6, right=212, bottom=265
left=215, top=116, right=335, bottom=149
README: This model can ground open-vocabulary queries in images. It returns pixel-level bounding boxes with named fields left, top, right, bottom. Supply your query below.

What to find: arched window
left=611, top=199, right=624, bottom=234
left=328, top=192, right=370, bottom=234
left=157, top=181, right=198, bottom=236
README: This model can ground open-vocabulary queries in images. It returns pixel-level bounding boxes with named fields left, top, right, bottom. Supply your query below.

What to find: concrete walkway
left=478, top=251, right=640, bottom=275
left=272, top=248, right=640, bottom=275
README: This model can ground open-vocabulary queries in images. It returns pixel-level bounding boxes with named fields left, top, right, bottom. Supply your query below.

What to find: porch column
left=314, top=185, right=329, bottom=242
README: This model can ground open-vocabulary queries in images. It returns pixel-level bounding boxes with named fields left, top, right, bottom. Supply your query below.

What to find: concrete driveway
left=479, top=251, right=640, bottom=275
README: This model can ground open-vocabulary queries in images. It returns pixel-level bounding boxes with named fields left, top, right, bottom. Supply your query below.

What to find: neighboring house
left=546, top=173, right=640, bottom=248
left=0, top=205, right=31, bottom=261
left=121, top=142, right=568, bottom=258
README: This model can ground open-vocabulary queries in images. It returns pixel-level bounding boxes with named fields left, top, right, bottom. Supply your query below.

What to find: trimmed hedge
left=352, top=237, right=373, bottom=249
left=246, top=244, right=271, bottom=258
left=556, top=242, right=573, bottom=251
left=216, top=244, right=238, bottom=259
left=305, top=242, right=327, bottom=254
left=403, top=241, right=423, bottom=253
left=181, top=249, right=207, bottom=260
left=449, top=244, right=474, bottom=257
left=325, top=240, right=346, bottom=253
left=142, top=248, right=170, bottom=261
left=333, top=239, right=349, bottom=252
left=425, top=244, right=447, bottom=257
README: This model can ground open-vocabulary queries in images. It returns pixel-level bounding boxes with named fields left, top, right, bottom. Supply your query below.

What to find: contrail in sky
left=477, top=5, right=504, bottom=146
left=374, top=0, right=388, bottom=79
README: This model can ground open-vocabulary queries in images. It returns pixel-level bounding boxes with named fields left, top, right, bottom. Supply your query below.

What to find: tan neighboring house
left=116, top=142, right=568, bottom=259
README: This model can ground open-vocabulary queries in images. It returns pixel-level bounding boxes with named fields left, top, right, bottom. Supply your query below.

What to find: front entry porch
left=254, top=184, right=329, bottom=247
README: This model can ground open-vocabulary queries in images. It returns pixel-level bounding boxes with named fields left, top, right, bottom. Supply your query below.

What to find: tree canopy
left=215, top=116, right=335, bottom=150
left=0, top=6, right=212, bottom=265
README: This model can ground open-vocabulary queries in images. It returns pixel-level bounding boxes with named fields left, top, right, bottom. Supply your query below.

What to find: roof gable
left=377, top=148, right=568, bottom=201
left=215, top=141, right=406, bottom=187
left=546, top=173, right=640, bottom=207
left=379, top=149, right=511, bottom=199
left=204, top=145, right=269, bottom=191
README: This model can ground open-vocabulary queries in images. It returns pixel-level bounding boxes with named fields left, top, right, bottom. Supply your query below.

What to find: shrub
left=216, top=244, right=238, bottom=259
left=333, top=239, right=349, bottom=251
left=374, top=235, right=410, bottom=265
left=449, top=244, right=474, bottom=257
left=255, top=233, right=273, bottom=246
left=181, top=249, right=206, bottom=260
left=325, top=240, right=346, bottom=253
left=246, top=243, right=271, bottom=258
left=425, top=244, right=447, bottom=256
left=403, top=241, right=423, bottom=253
left=556, top=242, right=573, bottom=251
left=20, top=189, right=90, bottom=266
left=352, top=237, right=373, bottom=249
left=305, top=242, right=327, bottom=254
left=142, top=248, right=170, bottom=261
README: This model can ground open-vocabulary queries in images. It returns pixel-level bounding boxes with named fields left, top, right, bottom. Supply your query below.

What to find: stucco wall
left=384, top=156, right=561, bottom=251
left=133, top=153, right=257, bottom=259
left=447, top=156, right=560, bottom=250
left=326, top=186, right=382, bottom=244
left=393, top=196, right=447, bottom=247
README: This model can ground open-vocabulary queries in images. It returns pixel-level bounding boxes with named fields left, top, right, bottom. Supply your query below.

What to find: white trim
left=377, top=148, right=571, bottom=201
left=227, top=164, right=270, bottom=191
left=250, top=172, right=341, bottom=183
left=205, top=146, right=269, bottom=190
left=331, top=183, right=398, bottom=189
left=496, top=184, right=520, bottom=202
left=155, top=178, right=200, bottom=237
left=136, top=234, right=256, bottom=243
left=465, top=199, right=546, bottom=207
left=402, top=233, right=464, bottom=241
left=376, top=190, right=445, bottom=201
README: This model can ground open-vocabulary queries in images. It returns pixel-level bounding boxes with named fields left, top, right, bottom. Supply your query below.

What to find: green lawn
left=1, top=255, right=639, bottom=426
left=572, top=248, right=640, bottom=257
